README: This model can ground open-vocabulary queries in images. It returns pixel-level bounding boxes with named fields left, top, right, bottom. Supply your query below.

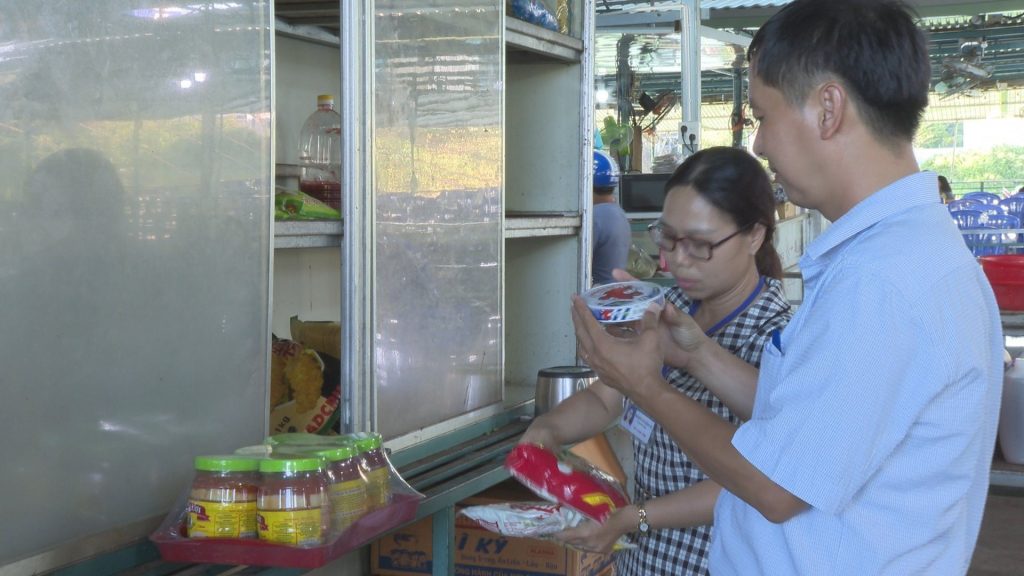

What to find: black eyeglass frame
left=647, top=221, right=755, bottom=261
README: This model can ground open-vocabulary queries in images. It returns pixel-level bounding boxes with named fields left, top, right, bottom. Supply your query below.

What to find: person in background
left=525, top=146, right=791, bottom=575
left=592, top=150, right=631, bottom=285
left=938, top=174, right=955, bottom=203
left=568, top=1, right=1003, bottom=574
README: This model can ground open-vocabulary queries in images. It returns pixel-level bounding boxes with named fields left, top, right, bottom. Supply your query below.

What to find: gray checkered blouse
left=616, top=276, right=792, bottom=576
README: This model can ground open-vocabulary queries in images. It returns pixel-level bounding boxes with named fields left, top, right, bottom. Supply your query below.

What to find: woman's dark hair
left=747, top=0, right=930, bottom=145
left=663, top=146, right=782, bottom=279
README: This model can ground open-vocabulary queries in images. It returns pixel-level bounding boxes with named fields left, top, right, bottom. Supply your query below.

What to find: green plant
left=600, top=116, right=631, bottom=157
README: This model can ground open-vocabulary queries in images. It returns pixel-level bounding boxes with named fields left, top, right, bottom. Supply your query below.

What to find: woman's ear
left=748, top=222, right=767, bottom=255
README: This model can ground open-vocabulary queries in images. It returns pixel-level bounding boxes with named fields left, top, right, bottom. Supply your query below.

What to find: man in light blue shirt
left=567, top=1, right=1003, bottom=573
left=712, top=170, right=1002, bottom=574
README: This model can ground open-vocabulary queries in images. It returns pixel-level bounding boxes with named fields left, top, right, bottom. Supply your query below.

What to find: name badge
left=620, top=401, right=655, bottom=444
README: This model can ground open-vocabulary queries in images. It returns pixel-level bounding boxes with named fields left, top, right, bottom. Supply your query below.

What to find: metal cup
left=534, top=365, right=597, bottom=416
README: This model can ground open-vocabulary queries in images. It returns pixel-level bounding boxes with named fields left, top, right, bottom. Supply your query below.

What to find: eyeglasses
left=647, top=221, right=753, bottom=261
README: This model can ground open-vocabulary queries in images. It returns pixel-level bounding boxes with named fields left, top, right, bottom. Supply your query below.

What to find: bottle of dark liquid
left=298, top=94, right=342, bottom=210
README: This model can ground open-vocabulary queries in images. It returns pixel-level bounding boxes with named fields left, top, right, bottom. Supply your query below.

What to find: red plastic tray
left=150, top=492, right=420, bottom=569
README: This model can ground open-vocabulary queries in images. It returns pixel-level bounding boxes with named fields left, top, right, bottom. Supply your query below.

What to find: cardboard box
left=371, top=482, right=615, bottom=576
left=776, top=201, right=799, bottom=221
left=269, top=338, right=341, bottom=435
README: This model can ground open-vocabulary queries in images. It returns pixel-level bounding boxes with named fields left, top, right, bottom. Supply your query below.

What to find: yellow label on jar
left=187, top=499, right=257, bottom=539
left=329, top=479, right=368, bottom=531
left=365, top=467, right=390, bottom=509
left=256, top=508, right=323, bottom=546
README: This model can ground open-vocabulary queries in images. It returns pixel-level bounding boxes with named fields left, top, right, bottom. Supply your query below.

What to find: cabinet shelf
left=274, top=220, right=343, bottom=249
left=504, top=212, right=581, bottom=239
left=275, top=162, right=302, bottom=179
left=505, top=18, right=583, bottom=62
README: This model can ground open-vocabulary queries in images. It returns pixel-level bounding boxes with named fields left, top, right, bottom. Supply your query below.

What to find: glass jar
left=187, top=455, right=260, bottom=539
left=317, top=443, right=368, bottom=535
left=256, top=456, right=328, bottom=547
left=353, top=432, right=391, bottom=510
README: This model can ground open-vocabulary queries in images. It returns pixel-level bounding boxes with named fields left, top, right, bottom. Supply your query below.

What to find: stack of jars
left=185, top=432, right=392, bottom=547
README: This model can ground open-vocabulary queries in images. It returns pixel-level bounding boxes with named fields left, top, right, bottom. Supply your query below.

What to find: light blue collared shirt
left=710, top=172, right=1003, bottom=575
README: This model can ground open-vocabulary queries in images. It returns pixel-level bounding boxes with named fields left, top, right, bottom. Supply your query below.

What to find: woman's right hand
left=519, top=419, right=560, bottom=450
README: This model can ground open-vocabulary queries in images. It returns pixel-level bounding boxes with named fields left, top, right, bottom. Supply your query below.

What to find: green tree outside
left=921, top=145, right=1024, bottom=194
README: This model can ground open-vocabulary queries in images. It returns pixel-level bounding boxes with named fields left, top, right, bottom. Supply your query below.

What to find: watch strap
left=636, top=504, right=650, bottom=536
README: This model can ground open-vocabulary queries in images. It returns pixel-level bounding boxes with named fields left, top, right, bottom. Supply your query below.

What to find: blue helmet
left=593, top=150, right=620, bottom=189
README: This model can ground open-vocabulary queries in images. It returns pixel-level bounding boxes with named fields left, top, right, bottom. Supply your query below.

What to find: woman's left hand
left=550, top=514, right=626, bottom=554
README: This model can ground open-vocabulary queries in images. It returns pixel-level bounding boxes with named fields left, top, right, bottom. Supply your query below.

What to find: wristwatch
left=636, top=505, right=650, bottom=536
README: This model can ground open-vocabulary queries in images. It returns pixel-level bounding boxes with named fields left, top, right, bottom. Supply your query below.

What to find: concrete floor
left=968, top=489, right=1024, bottom=575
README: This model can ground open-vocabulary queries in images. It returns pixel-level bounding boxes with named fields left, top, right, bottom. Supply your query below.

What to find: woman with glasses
left=521, top=146, right=791, bottom=575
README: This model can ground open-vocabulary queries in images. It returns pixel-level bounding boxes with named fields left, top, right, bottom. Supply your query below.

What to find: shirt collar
left=804, top=171, right=938, bottom=261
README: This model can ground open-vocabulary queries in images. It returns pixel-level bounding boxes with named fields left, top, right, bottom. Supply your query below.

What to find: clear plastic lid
left=581, top=281, right=665, bottom=324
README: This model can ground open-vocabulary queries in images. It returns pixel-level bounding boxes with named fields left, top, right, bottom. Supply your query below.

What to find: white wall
left=272, top=36, right=343, bottom=339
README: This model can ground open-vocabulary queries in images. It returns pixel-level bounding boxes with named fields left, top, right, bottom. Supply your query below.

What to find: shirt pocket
left=751, top=333, right=785, bottom=418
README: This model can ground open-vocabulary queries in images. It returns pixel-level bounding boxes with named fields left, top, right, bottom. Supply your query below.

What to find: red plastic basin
left=979, top=255, right=1024, bottom=312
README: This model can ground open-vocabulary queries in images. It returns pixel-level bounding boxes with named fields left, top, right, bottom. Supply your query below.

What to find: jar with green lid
left=256, top=456, right=328, bottom=547
left=353, top=432, right=391, bottom=510
left=187, top=455, right=260, bottom=539
left=317, top=443, right=368, bottom=535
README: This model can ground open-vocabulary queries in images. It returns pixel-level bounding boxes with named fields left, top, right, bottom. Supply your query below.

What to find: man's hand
left=570, top=294, right=664, bottom=398
left=659, top=302, right=710, bottom=369
left=610, top=268, right=708, bottom=370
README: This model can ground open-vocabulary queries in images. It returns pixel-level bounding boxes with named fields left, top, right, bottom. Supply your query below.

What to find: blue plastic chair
left=951, top=209, right=1002, bottom=256
left=948, top=198, right=986, bottom=212
left=1000, top=196, right=1024, bottom=220
left=962, top=191, right=1001, bottom=206
left=984, top=213, right=1022, bottom=254
left=950, top=208, right=983, bottom=230
left=976, top=204, right=1006, bottom=219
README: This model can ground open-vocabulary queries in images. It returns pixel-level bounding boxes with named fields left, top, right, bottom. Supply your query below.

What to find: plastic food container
left=581, top=280, right=665, bottom=323
left=257, top=457, right=329, bottom=547
left=353, top=432, right=391, bottom=510
left=187, top=455, right=261, bottom=539
left=979, top=255, right=1024, bottom=312
left=316, top=443, right=368, bottom=535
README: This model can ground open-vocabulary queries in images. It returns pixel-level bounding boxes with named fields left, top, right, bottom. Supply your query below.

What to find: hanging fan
left=935, top=39, right=994, bottom=98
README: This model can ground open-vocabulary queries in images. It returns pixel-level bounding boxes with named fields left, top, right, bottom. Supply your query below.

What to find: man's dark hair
left=747, top=0, right=930, bottom=144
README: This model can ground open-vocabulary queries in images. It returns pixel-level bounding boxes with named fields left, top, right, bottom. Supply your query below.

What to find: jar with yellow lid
left=256, top=456, right=328, bottom=547
left=187, top=455, right=260, bottom=539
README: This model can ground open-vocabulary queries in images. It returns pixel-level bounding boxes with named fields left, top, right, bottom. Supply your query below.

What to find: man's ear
left=817, top=81, right=846, bottom=140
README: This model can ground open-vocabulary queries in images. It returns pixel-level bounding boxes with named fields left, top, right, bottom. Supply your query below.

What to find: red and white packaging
left=504, top=443, right=629, bottom=524
left=459, top=501, right=583, bottom=538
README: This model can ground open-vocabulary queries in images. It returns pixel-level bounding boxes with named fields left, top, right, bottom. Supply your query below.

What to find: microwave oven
left=618, top=172, right=673, bottom=219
